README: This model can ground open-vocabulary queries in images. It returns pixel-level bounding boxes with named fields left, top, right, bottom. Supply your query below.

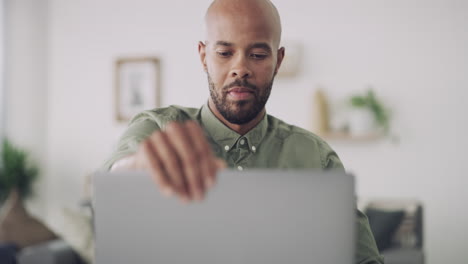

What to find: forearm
left=110, top=154, right=139, bottom=171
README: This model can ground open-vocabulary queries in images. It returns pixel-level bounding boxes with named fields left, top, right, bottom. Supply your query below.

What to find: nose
left=229, top=55, right=252, bottom=79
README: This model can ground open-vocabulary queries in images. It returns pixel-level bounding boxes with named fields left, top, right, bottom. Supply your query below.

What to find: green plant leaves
left=0, top=139, right=38, bottom=203
left=350, top=96, right=368, bottom=107
left=349, top=89, right=390, bottom=134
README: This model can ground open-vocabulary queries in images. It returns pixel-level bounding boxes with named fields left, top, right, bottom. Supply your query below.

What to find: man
left=105, top=0, right=383, bottom=263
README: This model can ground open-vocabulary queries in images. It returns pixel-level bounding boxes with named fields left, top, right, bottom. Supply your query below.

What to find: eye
left=216, top=51, right=232, bottom=58
left=250, top=53, right=268, bottom=60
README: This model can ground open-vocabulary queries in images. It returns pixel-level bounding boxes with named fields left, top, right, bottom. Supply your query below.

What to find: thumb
left=215, top=158, right=227, bottom=169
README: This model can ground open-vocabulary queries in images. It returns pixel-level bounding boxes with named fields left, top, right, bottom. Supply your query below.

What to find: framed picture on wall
left=115, top=57, right=161, bottom=122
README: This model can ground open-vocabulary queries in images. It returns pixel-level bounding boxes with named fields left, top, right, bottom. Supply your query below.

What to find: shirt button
left=240, top=139, right=245, bottom=145
left=237, top=166, right=243, bottom=171
left=251, top=146, right=256, bottom=152
left=224, top=145, right=230, bottom=151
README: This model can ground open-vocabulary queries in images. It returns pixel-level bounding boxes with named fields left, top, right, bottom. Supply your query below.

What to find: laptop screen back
left=94, top=170, right=355, bottom=264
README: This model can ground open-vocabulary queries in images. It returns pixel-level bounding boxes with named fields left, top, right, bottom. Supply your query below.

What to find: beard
left=208, top=73, right=274, bottom=125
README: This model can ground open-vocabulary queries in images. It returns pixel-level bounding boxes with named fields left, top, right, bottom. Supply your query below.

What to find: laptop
left=93, top=170, right=355, bottom=264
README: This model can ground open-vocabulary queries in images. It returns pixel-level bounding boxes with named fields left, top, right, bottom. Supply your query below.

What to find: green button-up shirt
left=104, top=104, right=384, bottom=264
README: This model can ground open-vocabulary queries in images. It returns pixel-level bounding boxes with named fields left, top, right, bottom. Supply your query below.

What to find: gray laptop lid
left=94, top=170, right=355, bottom=264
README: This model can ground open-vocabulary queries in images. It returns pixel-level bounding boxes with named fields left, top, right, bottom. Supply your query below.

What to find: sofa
left=364, top=199, right=425, bottom=264
left=16, top=240, right=83, bottom=264
left=14, top=201, right=93, bottom=264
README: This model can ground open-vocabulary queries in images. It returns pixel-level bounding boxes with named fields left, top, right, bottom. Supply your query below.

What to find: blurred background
left=1, top=0, right=467, bottom=263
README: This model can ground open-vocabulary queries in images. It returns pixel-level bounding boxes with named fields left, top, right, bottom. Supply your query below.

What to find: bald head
left=204, top=0, right=282, bottom=49
left=198, top=0, right=286, bottom=131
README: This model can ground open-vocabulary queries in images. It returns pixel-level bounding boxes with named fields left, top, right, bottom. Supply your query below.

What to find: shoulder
left=267, top=114, right=326, bottom=146
left=130, top=105, right=201, bottom=127
left=266, top=114, right=344, bottom=169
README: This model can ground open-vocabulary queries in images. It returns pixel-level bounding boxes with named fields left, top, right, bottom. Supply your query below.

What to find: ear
left=274, top=47, right=285, bottom=75
left=198, top=41, right=208, bottom=72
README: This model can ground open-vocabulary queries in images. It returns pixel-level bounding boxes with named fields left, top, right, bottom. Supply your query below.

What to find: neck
left=208, top=99, right=265, bottom=135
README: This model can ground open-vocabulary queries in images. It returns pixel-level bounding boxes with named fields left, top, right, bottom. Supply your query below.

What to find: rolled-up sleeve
left=102, top=115, right=160, bottom=170
left=355, top=210, right=384, bottom=264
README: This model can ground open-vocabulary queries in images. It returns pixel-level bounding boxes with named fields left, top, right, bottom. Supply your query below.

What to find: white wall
left=4, top=0, right=49, bottom=217
left=273, top=2, right=468, bottom=262
left=0, top=1, right=4, bottom=140
left=45, top=0, right=213, bottom=213
left=7, top=0, right=466, bottom=263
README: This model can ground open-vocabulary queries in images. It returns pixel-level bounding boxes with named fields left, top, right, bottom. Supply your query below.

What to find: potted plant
left=0, top=139, right=38, bottom=203
left=348, top=89, right=390, bottom=136
left=0, top=139, right=57, bottom=248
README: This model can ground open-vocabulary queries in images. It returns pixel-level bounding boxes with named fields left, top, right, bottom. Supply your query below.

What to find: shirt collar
left=200, top=103, right=269, bottom=152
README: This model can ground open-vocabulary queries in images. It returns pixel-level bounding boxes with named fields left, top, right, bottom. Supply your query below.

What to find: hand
left=113, top=120, right=226, bottom=203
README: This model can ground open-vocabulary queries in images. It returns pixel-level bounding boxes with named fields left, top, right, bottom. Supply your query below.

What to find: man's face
left=207, top=64, right=273, bottom=125
left=200, top=9, right=284, bottom=125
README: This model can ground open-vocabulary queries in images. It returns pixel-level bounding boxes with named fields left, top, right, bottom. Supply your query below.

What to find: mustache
left=223, top=79, right=257, bottom=91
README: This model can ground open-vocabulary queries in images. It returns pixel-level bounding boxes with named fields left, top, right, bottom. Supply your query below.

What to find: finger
left=204, top=157, right=227, bottom=188
left=184, top=120, right=216, bottom=191
left=205, top=157, right=226, bottom=188
left=205, top=158, right=227, bottom=188
left=149, top=131, right=189, bottom=200
left=165, top=122, right=204, bottom=201
left=215, top=158, right=227, bottom=169
left=140, top=139, right=173, bottom=197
